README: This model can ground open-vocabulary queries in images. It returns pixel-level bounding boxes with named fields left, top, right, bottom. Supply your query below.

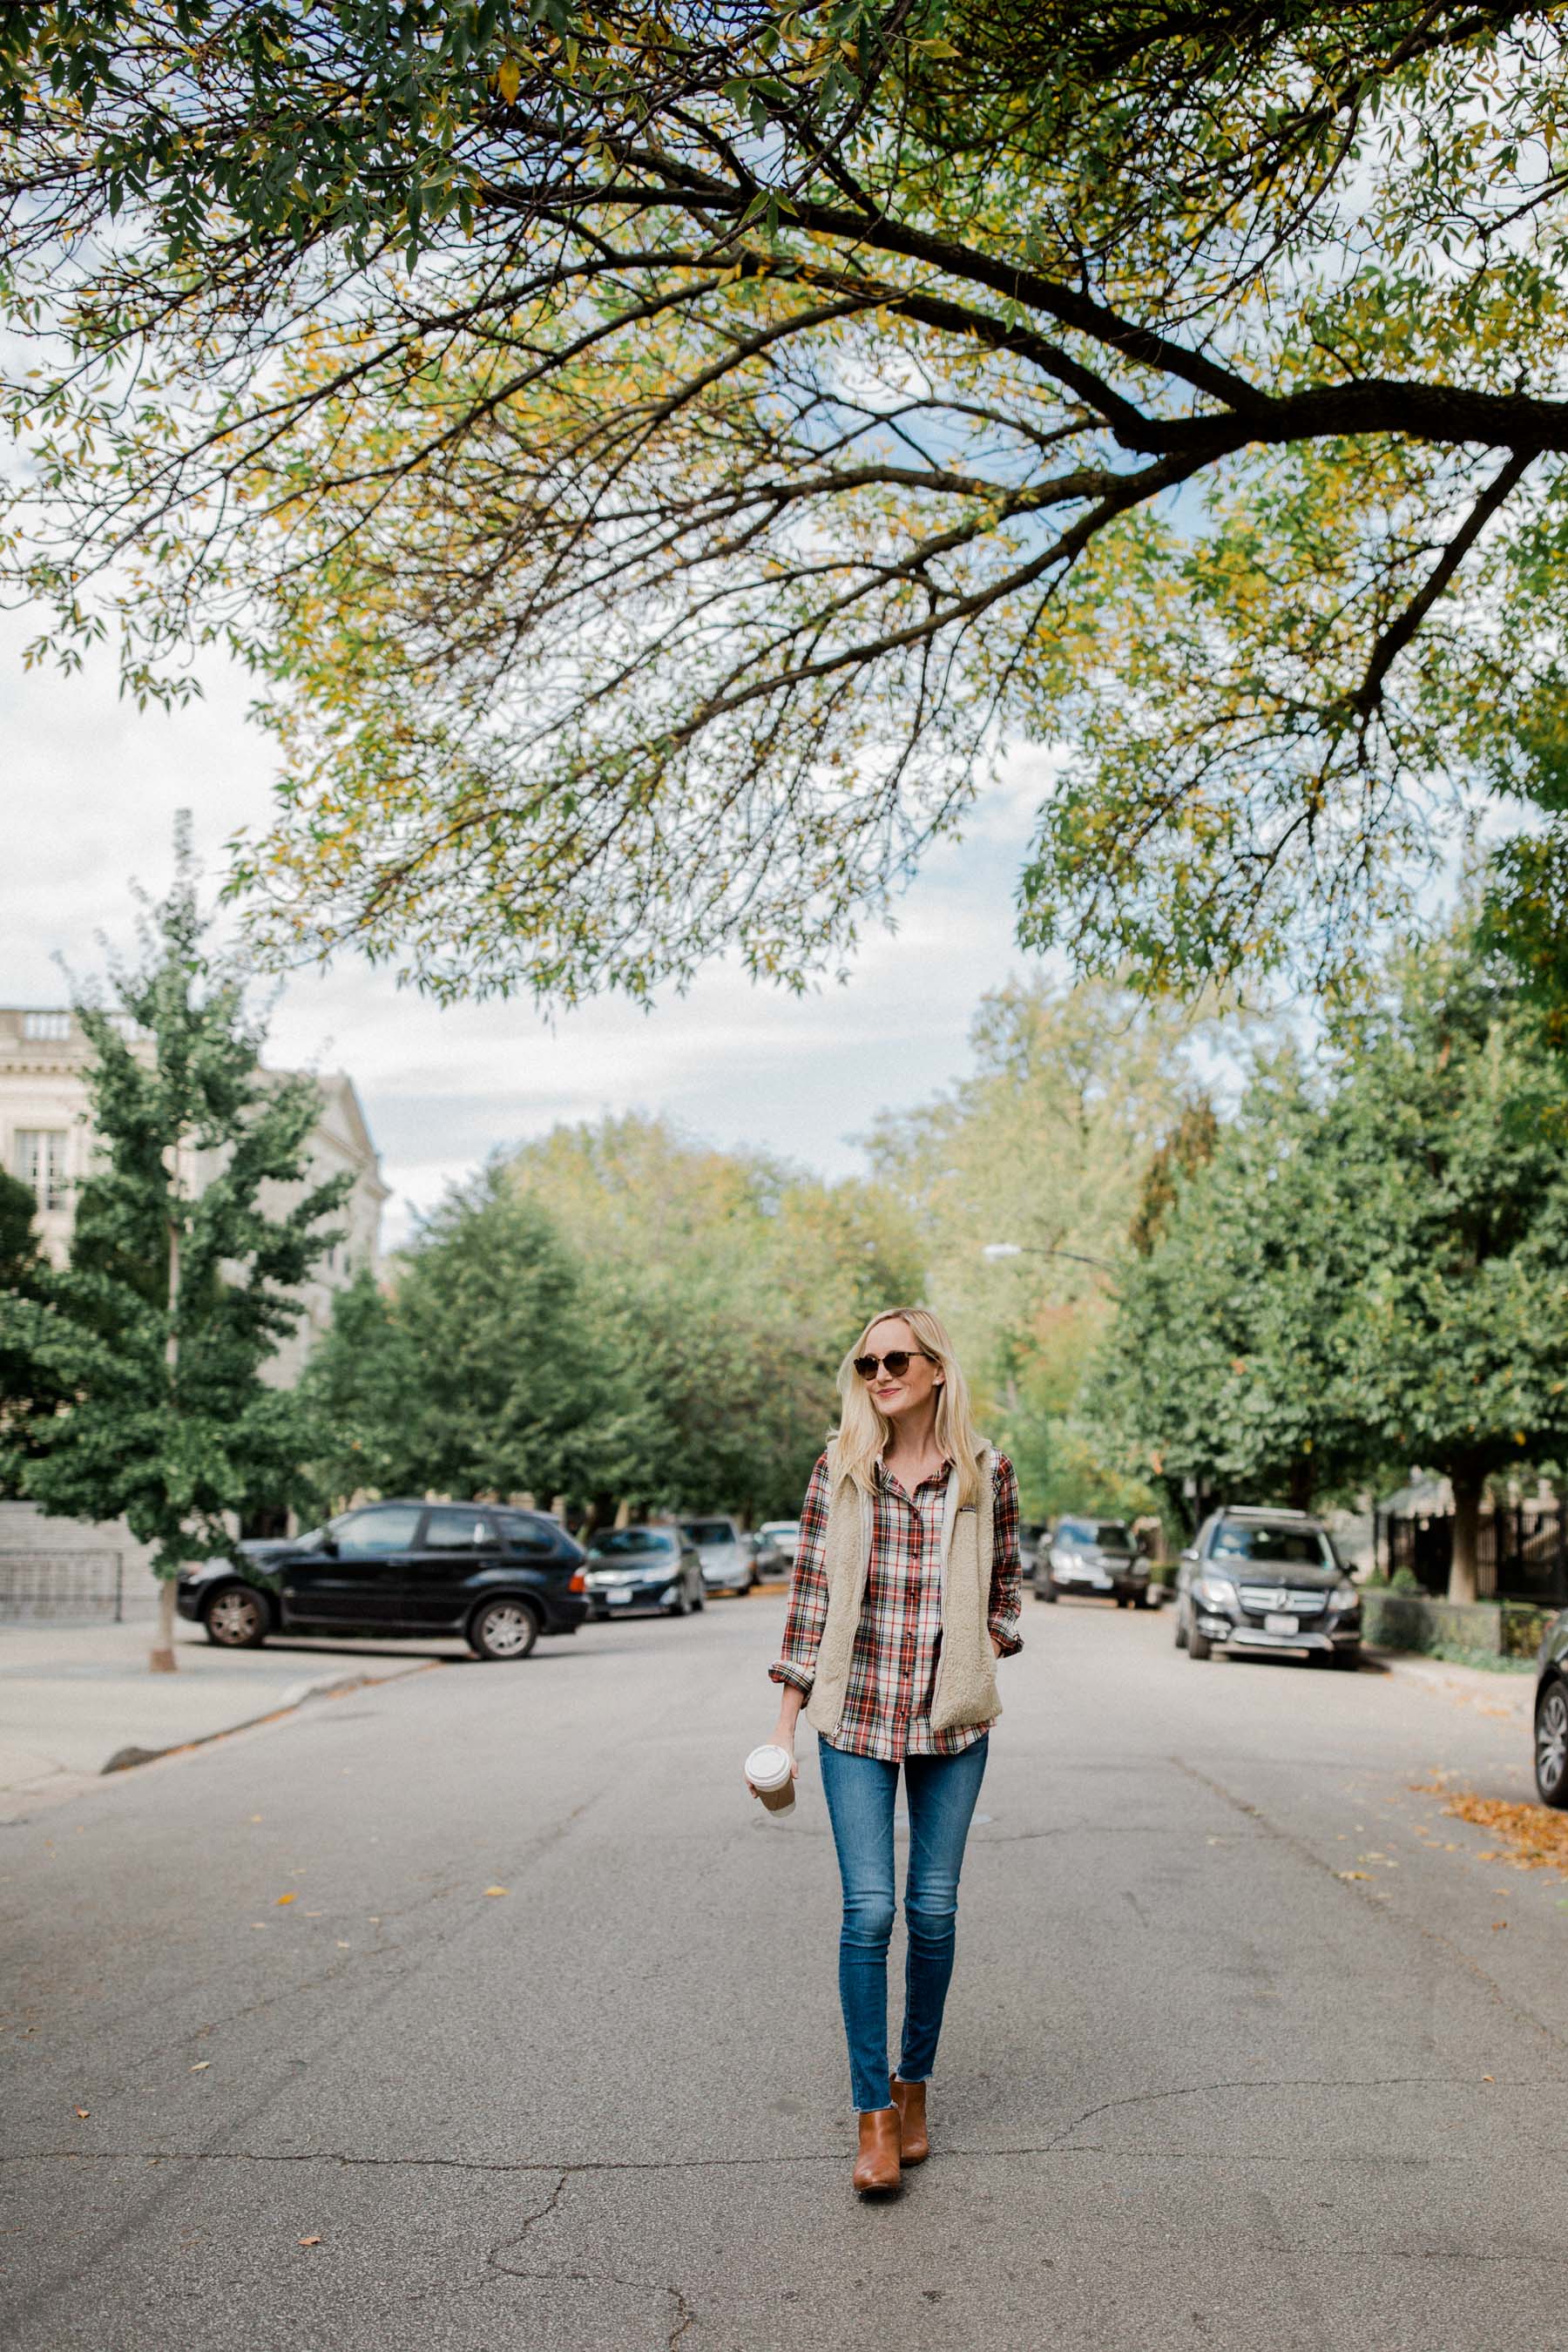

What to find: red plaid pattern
left=769, top=1450, right=1023, bottom=1760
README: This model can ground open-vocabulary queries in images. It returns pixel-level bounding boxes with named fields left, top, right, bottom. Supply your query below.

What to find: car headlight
left=1193, top=1575, right=1236, bottom=1611
left=1328, top=1585, right=1361, bottom=1613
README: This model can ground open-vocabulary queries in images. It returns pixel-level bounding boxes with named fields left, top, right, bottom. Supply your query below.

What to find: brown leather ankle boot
left=852, top=2105, right=902, bottom=2195
left=890, top=2077, right=929, bottom=2163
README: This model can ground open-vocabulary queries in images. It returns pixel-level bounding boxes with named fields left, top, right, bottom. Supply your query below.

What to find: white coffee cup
left=744, top=1742, right=796, bottom=1817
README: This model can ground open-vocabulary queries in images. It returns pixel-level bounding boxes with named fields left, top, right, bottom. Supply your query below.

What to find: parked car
left=583, top=1524, right=705, bottom=1619
left=1535, top=1607, right=1568, bottom=1806
left=755, top=1519, right=801, bottom=1573
left=1173, top=1505, right=1361, bottom=1667
left=1037, top=1517, right=1150, bottom=1607
left=680, top=1516, right=756, bottom=1596
left=176, top=1500, right=589, bottom=1660
left=1018, top=1521, right=1051, bottom=1579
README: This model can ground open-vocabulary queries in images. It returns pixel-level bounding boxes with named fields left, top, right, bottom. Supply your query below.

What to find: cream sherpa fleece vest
left=802, top=1440, right=1001, bottom=1742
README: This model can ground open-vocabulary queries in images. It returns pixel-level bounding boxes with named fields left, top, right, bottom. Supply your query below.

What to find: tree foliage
left=5, top=5, right=1568, bottom=1001
left=1099, top=928, right=1568, bottom=1591
left=305, top=1113, right=926, bottom=1522
left=0, top=1169, right=71, bottom=1488
left=864, top=974, right=1215, bottom=1515
left=0, top=840, right=349, bottom=1584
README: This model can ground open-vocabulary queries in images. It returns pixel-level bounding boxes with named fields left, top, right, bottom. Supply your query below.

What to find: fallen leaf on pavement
left=189, top=2062, right=210, bottom=2072
left=1429, top=1792, right=1568, bottom=1876
left=484, top=1886, right=510, bottom=1897
left=1492, top=1919, right=1509, bottom=1931
left=298, top=2236, right=321, bottom=2247
left=276, top=1893, right=296, bottom=1906
left=1338, top=1870, right=1371, bottom=1881
left=74, top=2108, right=89, bottom=2119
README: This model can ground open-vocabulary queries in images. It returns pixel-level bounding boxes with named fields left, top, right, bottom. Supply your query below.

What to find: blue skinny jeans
left=817, top=1734, right=989, bottom=2113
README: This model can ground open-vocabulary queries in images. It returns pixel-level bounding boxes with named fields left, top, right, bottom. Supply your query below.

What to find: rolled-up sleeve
left=989, top=1453, right=1024, bottom=1657
left=768, top=1452, right=832, bottom=1694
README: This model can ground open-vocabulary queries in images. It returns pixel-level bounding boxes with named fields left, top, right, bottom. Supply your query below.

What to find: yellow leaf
left=1337, top=1869, right=1371, bottom=1881
left=483, top=1885, right=510, bottom=1896
left=276, top=1893, right=296, bottom=1905
left=74, top=2107, right=89, bottom=2119
left=497, top=57, right=521, bottom=103
left=190, top=2061, right=210, bottom=2072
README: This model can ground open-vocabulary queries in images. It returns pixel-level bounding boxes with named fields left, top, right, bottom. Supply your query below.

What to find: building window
left=15, top=1130, right=68, bottom=1213
left=22, top=1010, right=71, bottom=1042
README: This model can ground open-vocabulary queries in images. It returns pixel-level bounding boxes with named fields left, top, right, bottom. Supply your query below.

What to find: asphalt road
left=2, top=1595, right=1564, bottom=2352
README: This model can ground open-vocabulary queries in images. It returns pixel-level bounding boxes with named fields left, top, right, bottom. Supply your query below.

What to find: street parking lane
left=2, top=1597, right=1564, bottom=2351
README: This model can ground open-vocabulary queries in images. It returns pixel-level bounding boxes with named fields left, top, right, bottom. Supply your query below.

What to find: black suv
left=1536, top=1609, right=1568, bottom=1806
left=1173, top=1506, right=1362, bottom=1668
left=176, top=1500, right=590, bottom=1660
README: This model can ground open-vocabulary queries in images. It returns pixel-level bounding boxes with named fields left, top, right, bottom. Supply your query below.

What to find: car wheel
left=1536, top=1679, right=1568, bottom=1808
left=1330, top=1647, right=1360, bottom=1672
left=1133, top=1592, right=1151, bottom=1610
left=1037, top=1578, right=1058, bottom=1604
left=693, top=1586, right=705, bottom=1612
left=1188, top=1619, right=1213, bottom=1659
left=1173, top=1604, right=1188, bottom=1650
left=1116, top=1593, right=1130, bottom=1609
left=205, top=1586, right=268, bottom=1648
left=469, top=1597, right=540, bottom=1661
left=666, top=1584, right=689, bottom=1617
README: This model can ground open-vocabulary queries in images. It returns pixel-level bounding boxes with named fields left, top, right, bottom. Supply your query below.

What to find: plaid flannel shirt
left=769, top=1450, right=1024, bottom=1760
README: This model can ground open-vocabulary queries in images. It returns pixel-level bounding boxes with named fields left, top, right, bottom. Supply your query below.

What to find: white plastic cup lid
left=745, top=1743, right=792, bottom=1789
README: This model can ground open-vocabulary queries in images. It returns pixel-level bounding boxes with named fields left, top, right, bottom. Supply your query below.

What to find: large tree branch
left=1348, top=448, right=1535, bottom=720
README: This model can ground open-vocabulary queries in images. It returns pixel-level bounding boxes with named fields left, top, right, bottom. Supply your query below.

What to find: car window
left=1209, top=1524, right=1331, bottom=1566
left=760, top=1523, right=798, bottom=1541
left=1095, top=1524, right=1132, bottom=1552
left=496, top=1511, right=558, bottom=1557
left=421, top=1508, right=497, bottom=1552
left=1056, top=1519, right=1093, bottom=1544
left=683, top=1520, right=734, bottom=1545
left=333, top=1504, right=422, bottom=1558
left=591, top=1529, right=675, bottom=1556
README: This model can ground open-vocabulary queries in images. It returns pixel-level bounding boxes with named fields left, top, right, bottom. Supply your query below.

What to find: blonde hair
left=833, top=1305, right=987, bottom=1505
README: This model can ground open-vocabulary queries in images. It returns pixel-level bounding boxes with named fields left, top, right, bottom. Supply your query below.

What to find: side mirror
left=1179, top=1548, right=1197, bottom=1564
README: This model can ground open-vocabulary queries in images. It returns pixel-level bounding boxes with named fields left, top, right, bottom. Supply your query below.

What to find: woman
left=754, top=1306, right=1022, bottom=2197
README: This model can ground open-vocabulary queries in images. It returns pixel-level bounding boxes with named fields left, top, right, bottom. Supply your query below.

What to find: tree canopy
left=6, top=4, right=1568, bottom=1004
left=0, top=837, right=348, bottom=1659
left=1099, top=926, right=1568, bottom=1592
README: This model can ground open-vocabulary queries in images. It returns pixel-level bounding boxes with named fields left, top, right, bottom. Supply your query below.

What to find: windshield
left=760, top=1523, right=798, bottom=1540
left=1055, top=1518, right=1130, bottom=1550
left=1210, top=1524, right=1334, bottom=1568
left=683, top=1521, right=734, bottom=1545
left=590, top=1529, right=675, bottom=1556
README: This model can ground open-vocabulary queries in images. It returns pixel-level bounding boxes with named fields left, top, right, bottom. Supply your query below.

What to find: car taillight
left=568, top=1569, right=586, bottom=1593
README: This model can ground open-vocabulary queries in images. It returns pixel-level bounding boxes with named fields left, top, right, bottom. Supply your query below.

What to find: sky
left=2, top=608, right=1072, bottom=1247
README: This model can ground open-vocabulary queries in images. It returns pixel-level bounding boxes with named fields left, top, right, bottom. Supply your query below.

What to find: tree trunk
left=1448, top=1470, right=1484, bottom=1605
left=1288, top=1456, right=1315, bottom=1511
left=151, top=1200, right=180, bottom=1673
left=149, top=1574, right=177, bottom=1674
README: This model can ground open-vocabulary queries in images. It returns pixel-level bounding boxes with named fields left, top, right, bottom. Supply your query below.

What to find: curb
left=99, top=1659, right=440, bottom=1775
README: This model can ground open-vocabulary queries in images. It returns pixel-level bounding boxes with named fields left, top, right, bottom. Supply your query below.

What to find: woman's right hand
left=747, top=1725, right=800, bottom=1800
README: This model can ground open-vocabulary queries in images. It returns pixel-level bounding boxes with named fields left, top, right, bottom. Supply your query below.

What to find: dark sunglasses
left=853, top=1348, right=936, bottom=1380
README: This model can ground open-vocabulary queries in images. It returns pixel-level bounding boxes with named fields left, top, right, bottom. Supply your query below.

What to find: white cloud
left=1, top=615, right=1066, bottom=1245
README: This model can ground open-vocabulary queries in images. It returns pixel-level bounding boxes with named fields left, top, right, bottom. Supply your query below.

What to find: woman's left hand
left=990, top=1634, right=1003, bottom=1658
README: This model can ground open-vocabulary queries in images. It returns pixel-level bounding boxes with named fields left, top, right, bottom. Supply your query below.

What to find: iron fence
left=0, top=1551, right=125, bottom=1622
left=1384, top=1508, right=1568, bottom=1608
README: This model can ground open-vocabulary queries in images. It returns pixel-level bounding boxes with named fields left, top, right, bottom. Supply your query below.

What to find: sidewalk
left=1369, top=1644, right=1535, bottom=1725
left=0, top=1618, right=444, bottom=1815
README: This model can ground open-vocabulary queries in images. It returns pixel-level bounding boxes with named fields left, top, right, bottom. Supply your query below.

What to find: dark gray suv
left=1536, top=1609, right=1568, bottom=1806
left=1173, top=1506, right=1362, bottom=1668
